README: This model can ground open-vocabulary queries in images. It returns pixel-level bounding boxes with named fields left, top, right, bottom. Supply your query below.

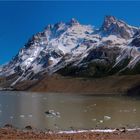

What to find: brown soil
left=0, top=127, right=140, bottom=140
left=28, top=74, right=140, bottom=95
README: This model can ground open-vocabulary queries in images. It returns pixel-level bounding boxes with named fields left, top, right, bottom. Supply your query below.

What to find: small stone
left=120, top=127, right=126, bottom=133
left=45, top=110, right=60, bottom=118
left=104, top=116, right=111, bottom=121
left=4, top=124, right=13, bottom=128
left=115, top=128, right=120, bottom=131
left=99, top=120, right=103, bottom=123
left=25, top=125, right=32, bottom=130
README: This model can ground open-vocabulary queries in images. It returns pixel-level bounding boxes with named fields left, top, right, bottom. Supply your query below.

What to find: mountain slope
left=0, top=15, right=140, bottom=90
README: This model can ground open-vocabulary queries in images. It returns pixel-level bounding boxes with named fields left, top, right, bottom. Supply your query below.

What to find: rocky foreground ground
left=0, top=126, right=140, bottom=140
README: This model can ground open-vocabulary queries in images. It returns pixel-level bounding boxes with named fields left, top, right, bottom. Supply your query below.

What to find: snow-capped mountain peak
left=0, top=16, right=140, bottom=88
left=101, top=15, right=138, bottom=39
left=68, top=18, right=80, bottom=26
left=101, top=15, right=117, bottom=30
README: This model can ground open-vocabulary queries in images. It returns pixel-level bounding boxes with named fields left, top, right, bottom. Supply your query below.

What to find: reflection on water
left=0, top=91, right=140, bottom=130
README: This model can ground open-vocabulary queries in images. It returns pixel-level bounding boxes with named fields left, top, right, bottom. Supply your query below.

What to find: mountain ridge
left=0, top=15, right=140, bottom=90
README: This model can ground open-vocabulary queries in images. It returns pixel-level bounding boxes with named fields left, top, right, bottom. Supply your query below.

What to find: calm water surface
left=0, top=91, right=140, bottom=130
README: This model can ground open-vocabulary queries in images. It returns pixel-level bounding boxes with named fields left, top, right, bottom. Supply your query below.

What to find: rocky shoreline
left=0, top=125, right=140, bottom=140
left=1, top=74, right=140, bottom=95
left=27, top=74, right=140, bottom=95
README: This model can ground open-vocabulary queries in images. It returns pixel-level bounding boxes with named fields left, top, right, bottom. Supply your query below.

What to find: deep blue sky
left=0, top=1, right=140, bottom=65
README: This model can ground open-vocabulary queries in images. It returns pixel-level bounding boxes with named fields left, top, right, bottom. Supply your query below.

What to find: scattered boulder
left=115, top=127, right=127, bottom=133
left=104, top=116, right=111, bottom=121
left=120, top=127, right=126, bottom=133
left=45, top=110, right=60, bottom=118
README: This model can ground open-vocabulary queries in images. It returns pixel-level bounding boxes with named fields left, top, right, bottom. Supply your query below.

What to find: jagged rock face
left=0, top=16, right=140, bottom=87
left=58, top=46, right=121, bottom=77
left=101, top=16, right=138, bottom=39
left=131, top=32, right=140, bottom=47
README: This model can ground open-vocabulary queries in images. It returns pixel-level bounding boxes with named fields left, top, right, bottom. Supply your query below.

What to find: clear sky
left=0, top=1, right=140, bottom=65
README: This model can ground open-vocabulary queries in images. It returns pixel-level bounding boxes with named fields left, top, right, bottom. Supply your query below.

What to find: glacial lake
left=0, top=91, right=140, bottom=131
